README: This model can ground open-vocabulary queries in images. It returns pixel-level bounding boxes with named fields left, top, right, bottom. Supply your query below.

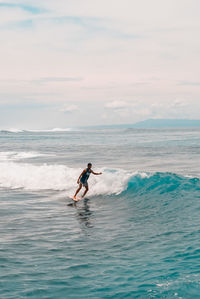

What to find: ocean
left=0, top=128, right=200, bottom=298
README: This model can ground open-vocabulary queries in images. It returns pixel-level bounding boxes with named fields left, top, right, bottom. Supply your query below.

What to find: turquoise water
left=0, top=128, right=200, bottom=298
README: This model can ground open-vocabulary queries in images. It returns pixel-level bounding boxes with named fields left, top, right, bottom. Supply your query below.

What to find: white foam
left=0, top=151, right=44, bottom=161
left=26, top=128, right=72, bottom=132
left=0, top=127, right=72, bottom=133
left=2, top=128, right=24, bottom=133
left=156, top=282, right=172, bottom=287
left=0, top=162, right=135, bottom=195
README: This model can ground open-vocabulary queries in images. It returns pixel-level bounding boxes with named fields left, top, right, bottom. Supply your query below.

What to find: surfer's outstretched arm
left=91, top=170, right=102, bottom=175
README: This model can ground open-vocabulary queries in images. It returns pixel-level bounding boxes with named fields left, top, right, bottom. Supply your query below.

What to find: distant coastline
left=84, top=119, right=200, bottom=129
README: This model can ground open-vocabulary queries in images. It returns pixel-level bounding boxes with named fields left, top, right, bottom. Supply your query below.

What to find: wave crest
left=125, top=172, right=199, bottom=195
left=0, top=128, right=72, bottom=133
left=0, top=151, right=44, bottom=161
left=0, top=162, right=199, bottom=196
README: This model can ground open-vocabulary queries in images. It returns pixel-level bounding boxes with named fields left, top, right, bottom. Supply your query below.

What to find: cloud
left=102, top=97, right=194, bottom=124
left=0, top=0, right=200, bottom=127
left=35, top=77, right=83, bottom=84
left=105, top=100, right=132, bottom=109
left=169, top=99, right=188, bottom=108
left=0, top=3, right=45, bottom=14
left=104, top=100, right=153, bottom=122
left=0, top=77, right=83, bottom=83
left=179, top=81, right=200, bottom=86
left=60, top=104, right=78, bottom=113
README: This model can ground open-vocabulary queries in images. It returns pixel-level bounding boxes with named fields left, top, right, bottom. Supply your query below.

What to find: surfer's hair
left=88, top=163, right=92, bottom=167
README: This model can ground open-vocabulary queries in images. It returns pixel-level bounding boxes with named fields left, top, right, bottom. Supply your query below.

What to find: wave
left=125, top=171, right=200, bottom=196
left=0, top=162, right=199, bottom=196
left=0, top=163, right=130, bottom=194
left=26, top=128, right=72, bottom=132
left=0, top=128, right=24, bottom=133
left=0, top=128, right=72, bottom=133
left=0, top=151, right=44, bottom=161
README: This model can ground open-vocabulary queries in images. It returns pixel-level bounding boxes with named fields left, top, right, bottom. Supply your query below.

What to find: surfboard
left=67, top=196, right=82, bottom=207
left=69, top=196, right=82, bottom=202
left=67, top=202, right=76, bottom=207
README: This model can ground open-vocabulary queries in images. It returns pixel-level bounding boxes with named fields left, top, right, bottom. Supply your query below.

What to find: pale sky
left=0, top=0, right=200, bottom=129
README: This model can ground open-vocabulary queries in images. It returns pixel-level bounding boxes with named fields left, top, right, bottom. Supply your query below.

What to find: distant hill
left=132, top=119, right=200, bottom=128
left=85, top=119, right=200, bottom=129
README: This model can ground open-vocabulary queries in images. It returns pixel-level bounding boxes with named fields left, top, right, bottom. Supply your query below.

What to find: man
left=73, top=163, right=102, bottom=201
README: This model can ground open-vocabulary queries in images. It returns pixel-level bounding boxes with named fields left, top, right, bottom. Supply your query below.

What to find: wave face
left=124, top=171, right=200, bottom=196
left=0, top=161, right=199, bottom=196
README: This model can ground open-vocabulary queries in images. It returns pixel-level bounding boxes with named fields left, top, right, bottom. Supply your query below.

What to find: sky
left=0, top=0, right=200, bottom=129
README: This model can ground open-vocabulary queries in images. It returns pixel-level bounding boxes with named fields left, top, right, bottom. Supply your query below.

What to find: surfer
left=73, top=163, right=102, bottom=201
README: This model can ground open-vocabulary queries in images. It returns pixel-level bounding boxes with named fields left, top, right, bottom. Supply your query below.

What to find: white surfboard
left=69, top=196, right=82, bottom=202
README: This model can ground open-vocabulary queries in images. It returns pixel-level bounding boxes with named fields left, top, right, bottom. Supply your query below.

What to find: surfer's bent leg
left=82, top=185, right=89, bottom=198
left=74, top=184, right=82, bottom=198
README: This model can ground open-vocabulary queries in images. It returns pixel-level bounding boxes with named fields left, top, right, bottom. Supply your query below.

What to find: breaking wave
left=0, top=128, right=72, bottom=133
left=0, top=161, right=199, bottom=197
left=0, top=151, right=44, bottom=161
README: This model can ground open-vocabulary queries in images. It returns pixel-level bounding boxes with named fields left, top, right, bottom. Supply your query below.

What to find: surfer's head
left=87, top=163, right=92, bottom=169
